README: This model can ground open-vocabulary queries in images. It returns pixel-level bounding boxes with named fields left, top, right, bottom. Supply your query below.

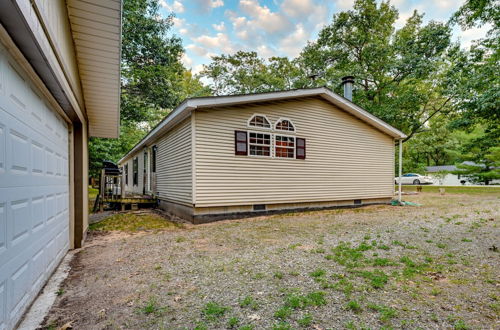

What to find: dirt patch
left=41, top=192, right=500, bottom=329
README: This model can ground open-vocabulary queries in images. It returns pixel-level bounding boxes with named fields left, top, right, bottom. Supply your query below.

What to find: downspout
left=398, top=139, right=403, bottom=203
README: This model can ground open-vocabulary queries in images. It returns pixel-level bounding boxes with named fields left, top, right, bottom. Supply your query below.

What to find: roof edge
left=118, top=87, right=406, bottom=164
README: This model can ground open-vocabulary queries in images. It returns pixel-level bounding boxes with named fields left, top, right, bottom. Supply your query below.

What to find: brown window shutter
left=235, top=130, right=248, bottom=155
left=296, top=138, right=306, bottom=159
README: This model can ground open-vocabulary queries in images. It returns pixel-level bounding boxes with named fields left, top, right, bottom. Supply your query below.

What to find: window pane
left=249, top=115, right=270, bottom=128
left=276, top=119, right=295, bottom=131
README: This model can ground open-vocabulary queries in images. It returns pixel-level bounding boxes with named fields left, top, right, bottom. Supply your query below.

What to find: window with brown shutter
left=235, top=130, right=248, bottom=155
left=296, top=138, right=306, bottom=159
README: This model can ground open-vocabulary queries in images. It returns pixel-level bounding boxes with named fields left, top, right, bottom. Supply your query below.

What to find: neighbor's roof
left=426, top=165, right=458, bottom=172
left=119, top=87, right=407, bottom=163
left=67, top=0, right=122, bottom=138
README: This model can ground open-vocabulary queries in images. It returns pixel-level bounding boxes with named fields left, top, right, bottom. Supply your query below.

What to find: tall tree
left=448, top=0, right=500, bottom=184
left=200, top=51, right=307, bottom=95
left=299, top=0, right=453, bottom=141
left=89, top=0, right=209, bottom=179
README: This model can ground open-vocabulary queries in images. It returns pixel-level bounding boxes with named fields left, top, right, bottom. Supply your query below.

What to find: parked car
left=395, top=173, right=433, bottom=185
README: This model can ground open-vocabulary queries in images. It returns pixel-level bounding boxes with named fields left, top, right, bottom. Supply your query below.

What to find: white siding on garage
left=0, top=45, right=69, bottom=330
left=194, top=98, right=395, bottom=207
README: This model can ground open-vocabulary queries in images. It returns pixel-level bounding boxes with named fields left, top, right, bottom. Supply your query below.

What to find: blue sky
left=158, top=0, right=490, bottom=73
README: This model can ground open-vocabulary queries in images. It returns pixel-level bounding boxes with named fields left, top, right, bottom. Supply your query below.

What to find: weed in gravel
left=239, top=296, right=258, bottom=310
left=372, top=257, right=393, bottom=267
left=425, top=239, right=433, bottom=243
left=313, top=247, right=326, bottom=253
left=274, top=306, right=292, bottom=319
left=355, top=270, right=389, bottom=289
left=430, top=288, right=442, bottom=296
left=378, top=244, right=391, bottom=250
left=461, top=238, right=472, bottom=242
left=56, top=288, right=65, bottom=296
left=253, top=272, right=265, bottom=280
left=453, top=319, right=470, bottom=329
left=289, top=243, right=301, bottom=249
left=392, top=240, right=405, bottom=247
left=274, top=271, right=284, bottom=279
left=368, top=303, right=397, bottom=322
left=194, top=322, right=208, bottom=330
left=346, top=300, right=362, bottom=313
left=330, top=242, right=367, bottom=268
left=309, top=268, right=326, bottom=278
left=202, top=301, right=229, bottom=321
left=272, top=321, right=292, bottom=330
left=400, top=256, right=430, bottom=278
left=334, top=278, right=355, bottom=296
left=238, top=325, right=254, bottom=330
left=488, top=302, right=499, bottom=313
left=297, top=313, right=313, bottom=327
left=227, top=316, right=240, bottom=328
left=140, top=297, right=165, bottom=316
left=283, top=291, right=327, bottom=309
left=175, top=236, right=186, bottom=243
left=437, top=243, right=447, bottom=249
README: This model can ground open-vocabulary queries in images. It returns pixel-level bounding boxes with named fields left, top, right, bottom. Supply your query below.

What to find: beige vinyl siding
left=194, top=97, right=395, bottom=207
left=156, top=117, right=192, bottom=205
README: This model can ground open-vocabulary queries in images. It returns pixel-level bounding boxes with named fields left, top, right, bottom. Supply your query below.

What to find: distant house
left=0, top=1, right=121, bottom=329
left=425, top=162, right=500, bottom=185
left=425, top=165, right=469, bottom=185
left=119, top=87, right=406, bottom=223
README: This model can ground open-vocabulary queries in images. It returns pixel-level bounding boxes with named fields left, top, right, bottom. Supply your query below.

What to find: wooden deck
left=99, top=194, right=157, bottom=211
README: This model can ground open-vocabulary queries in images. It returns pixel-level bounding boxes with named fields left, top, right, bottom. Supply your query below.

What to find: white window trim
left=274, top=133, right=296, bottom=159
left=248, top=130, right=272, bottom=158
left=274, top=117, right=296, bottom=133
left=247, top=113, right=272, bottom=130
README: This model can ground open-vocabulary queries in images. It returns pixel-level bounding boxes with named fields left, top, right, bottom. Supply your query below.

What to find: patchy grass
left=398, top=185, right=500, bottom=195
left=43, top=192, right=499, bottom=329
left=89, top=212, right=181, bottom=232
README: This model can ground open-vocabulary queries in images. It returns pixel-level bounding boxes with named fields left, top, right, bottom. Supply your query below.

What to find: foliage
left=200, top=51, right=307, bottom=95
left=89, top=0, right=209, bottom=179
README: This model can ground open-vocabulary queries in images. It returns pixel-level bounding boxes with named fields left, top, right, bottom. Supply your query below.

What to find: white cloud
left=333, top=0, right=355, bottom=10
left=279, top=23, right=308, bottom=58
left=281, top=0, right=316, bottom=18
left=181, top=53, right=193, bottom=67
left=192, top=33, right=236, bottom=55
left=186, top=44, right=209, bottom=56
left=194, top=0, right=224, bottom=13
left=192, top=64, right=205, bottom=74
left=172, top=17, right=185, bottom=28
left=457, top=24, right=492, bottom=49
left=212, top=21, right=226, bottom=32
left=159, top=0, right=185, bottom=13
left=238, top=0, right=292, bottom=34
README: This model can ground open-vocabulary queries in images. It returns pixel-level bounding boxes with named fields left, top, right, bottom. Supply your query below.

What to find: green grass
left=346, top=300, right=362, bottom=313
left=397, top=185, right=500, bottom=195
left=88, top=186, right=99, bottom=200
left=202, top=301, right=229, bottom=321
left=89, top=213, right=181, bottom=232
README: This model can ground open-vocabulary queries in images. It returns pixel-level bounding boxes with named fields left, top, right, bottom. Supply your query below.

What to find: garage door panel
left=0, top=280, right=5, bottom=330
left=0, top=47, right=70, bottom=329
left=0, top=110, right=68, bottom=189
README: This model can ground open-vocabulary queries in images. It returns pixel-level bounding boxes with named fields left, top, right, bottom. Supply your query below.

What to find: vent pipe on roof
left=341, top=76, right=354, bottom=101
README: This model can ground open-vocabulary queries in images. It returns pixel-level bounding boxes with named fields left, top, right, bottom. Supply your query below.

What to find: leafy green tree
left=448, top=0, right=500, bottom=184
left=89, top=0, right=209, bottom=180
left=200, top=51, right=307, bottom=95
left=299, top=0, right=454, bottom=141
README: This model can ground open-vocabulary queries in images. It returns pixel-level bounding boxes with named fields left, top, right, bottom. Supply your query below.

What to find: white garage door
left=0, top=45, right=70, bottom=329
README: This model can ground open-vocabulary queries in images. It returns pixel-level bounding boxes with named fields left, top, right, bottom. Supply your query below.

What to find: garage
left=0, top=45, right=70, bottom=329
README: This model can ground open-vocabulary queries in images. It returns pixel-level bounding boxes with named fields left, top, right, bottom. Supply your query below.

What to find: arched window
left=275, top=118, right=295, bottom=132
left=248, top=114, right=271, bottom=128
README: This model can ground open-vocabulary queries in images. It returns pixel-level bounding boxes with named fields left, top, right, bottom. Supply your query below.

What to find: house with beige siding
left=119, top=87, right=406, bottom=223
left=0, top=1, right=121, bottom=328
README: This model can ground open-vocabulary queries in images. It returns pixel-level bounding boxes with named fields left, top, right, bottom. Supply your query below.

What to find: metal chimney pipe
left=341, top=76, right=354, bottom=101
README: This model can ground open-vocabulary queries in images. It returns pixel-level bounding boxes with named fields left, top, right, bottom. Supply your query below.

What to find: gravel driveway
left=42, top=192, right=499, bottom=330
